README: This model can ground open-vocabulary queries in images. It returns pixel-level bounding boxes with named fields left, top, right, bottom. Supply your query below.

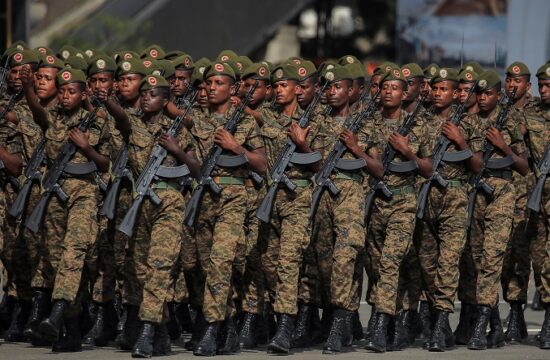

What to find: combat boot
left=323, top=309, right=353, bottom=354
left=84, top=301, right=118, bottom=346
left=539, top=306, right=550, bottom=349
left=116, top=304, right=139, bottom=350
left=428, top=310, right=455, bottom=352
left=217, top=317, right=240, bottom=354
left=454, top=302, right=473, bottom=345
left=292, top=303, right=312, bottom=348
left=468, top=305, right=491, bottom=350
left=419, top=301, right=432, bottom=347
left=487, top=306, right=505, bottom=348
left=352, top=310, right=364, bottom=341
left=238, top=312, right=258, bottom=348
left=5, top=299, right=31, bottom=342
left=388, top=311, right=411, bottom=351
left=38, top=299, right=68, bottom=342
left=365, top=306, right=376, bottom=341
left=166, top=301, right=182, bottom=340
left=194, top=321, right=219, bottom=356
left=52, top=315, right=82, bottom=352
left=152, top=322, right=171, bottom=356
left=316, top=308, right=333, bottom=343
left=131, top=321, right=155, bottom=358
left=176, top=302, right=193, bottom=333
left=184, top=309, right=205, bottom=350
left=532, top=290, right=543, bottom=311
left=365, top=311, right=390, bottom=353
left=267, top=314, right=295, bottom=354
left=24, top=289, right=52, bottom=343
left=402, top=309, right=421, bottom=344
left=310, top=306, right=323, bottom=344
left=504, top=301, right=526, bottom=343
left=0, top=293, right=11, bottom=331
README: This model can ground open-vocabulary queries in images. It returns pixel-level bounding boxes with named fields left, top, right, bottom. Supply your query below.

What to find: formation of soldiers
left=0, top=40, right=549, bottom=358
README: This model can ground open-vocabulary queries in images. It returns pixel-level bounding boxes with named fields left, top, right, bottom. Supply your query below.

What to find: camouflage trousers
left=127, top=186, right=184, bottom=323
left=367, top=191, right=416, bottom=316
left=311, top=178, right=365, bottom=312
left=262, top=185, right=312, bottom=316
left=194, top=184, right=247, bottom=323
left=463, top=177, right=516, bottom=307
left=417, top=184, right=468, bottom=312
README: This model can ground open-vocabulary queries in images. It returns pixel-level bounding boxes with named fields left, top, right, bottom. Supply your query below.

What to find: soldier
left=401, top=63, right=424, bottom=113
left=465, top=70, right=528, bottom=351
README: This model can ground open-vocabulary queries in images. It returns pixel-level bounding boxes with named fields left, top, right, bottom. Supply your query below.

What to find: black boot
left=352, top=310, right=364, bottom=341
left=364, top=306, right=376, bottom=341
left=5, top=299, right=31, bottom=342
left=132, top=321, right=155, bottom=358
left=194, top=321, right=219, bottom=356
left=185, top=309, right=205, bottom=351
left=316, top=308, right=333, bottom=343
left=419, top=301, right=432, bottom=342
left=217, top=317, right=240, bottom=354
left=52, top=316, right=82, bottom=352
left=365, top=311, right=390, bottom=353
left=454, top=302, right=473, bottom=345
left=0, top=293, right=11, bottom=331
left=116, top=304, right=139, bottom=350
left=152, top=323, right=171, bottom=356
left=38, top=299, right=68, bottom=342
left=176, top=302, right=193, bottom=334
left=84, top=301, right=118, bottom=346
left=292, top=303, right=312, bottom=348
left=504, top=301, right=526, bottom=343
left=389, top=311, right=411, bottom=351
left=267, top=314, right=295, bottom=354
left=540, top=306, right=550, bottom=349
left=532, top=290, right=543, bottom=311
left=428, top=310, right=454, bottom=352
left=487, top=306, right=505, bottom=348
left=323, top=309, right=353, bottom=354
left=402, top=310, right=421, bottom=345
left=166, top=302, right=182, bottom=340
left=468, top=305, right=491, bottom=350
left=238, top=312, right=258, bottom=349
left=24, top=289, right=52, bottom=344
left=264, top=305, right=278, bottom=341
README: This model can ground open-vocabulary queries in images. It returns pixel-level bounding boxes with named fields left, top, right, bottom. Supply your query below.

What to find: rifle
left=465, top=87, right=518, bottom=228
left=117, top=89, right=198, bottom=237
left=309, top=88, right=381, bottom=220
left=527, top=144, right=550, bottom=212
left=25, top=98, right=103, bottom=233
left=416, top=83, right=477, bottom=219
left=98, top=144, right=132, bottom=220
left=255, top=81, right=327, bottom=223
left=364, top=91, right=429, bottom=222
left=183, top=80, right=259, bottom=227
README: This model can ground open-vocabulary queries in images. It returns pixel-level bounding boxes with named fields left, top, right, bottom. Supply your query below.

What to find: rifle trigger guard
left=216, top=153, right=248, bottom=168
left=486, top=156, right=514, bottom=169
left=156, top=164, right=190, bottom=179
left=335, top=158, right=367, bottom=171
left=63, top=161, right=97, bottom=175
left=387, top=160, right=417, bottom=173
left=289, top=151, right=322, bottom=165
left=442, top=149, right=472, bottom=163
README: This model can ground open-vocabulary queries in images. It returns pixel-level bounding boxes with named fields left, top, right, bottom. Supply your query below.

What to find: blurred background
left=1, top=0, right=549, bottom=75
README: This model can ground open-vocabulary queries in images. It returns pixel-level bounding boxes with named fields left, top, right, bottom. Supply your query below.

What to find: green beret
left=191, top=58, right=211, bottom=86
left=142, top=58, right=163, bottom=76
left=39, top=54, right=64, bottom=70
left=286, top=56, right=304, bottom=65
left=157, top=59, right=176, bottom=79
left=344, top=63, right=365, bottom=80
left=172, top=54, right=194, bottom=71
left=35, top=46, right=54, bottom=56
left=242, top=63, right=270, bottom=81
left=431, top=67, right=459, bottom=84
left=423, top=63, right=440, bottom=79
left=204, top=62, right=236, bottom=81
left=223, top=60, right=241, bottom=79
left=57, top=67, right=86, bottom=86
left=216, top=50, right=238, bottom=63
left=461, top=61, right=484, bottom=75
left=236, top=56, right=253, bottom=73
left=318, top=59, right=339, bottom=74
left=57, top=45, right=80, bottom=60
left=338, top=55, right=361, bottom=66
left=11, top=41, right=27, bottom=50
left=84, top=48, right=107, bottom=60
left=260, top=60, right=273, bottom=72
left=380, top=67, right=407, bottom=85
left=116, top=58, right=147, bottom=77
left=322, top=64, right=352, bottom=83
left=401, top=63, right=423, bottom=79
left=164, top=50, right=185, bottom=60
left=458, top=69, right=478, bottom=83
left=139, top=74, right=170, bottom=91
left=271, top=63, right=300, bottom=83
left=506, top=61, right=530, bottom=77
left=140, top=44, right=166, bottom=60
left=297, top=60, right=317, bottom=81
left=373, top=61, right=399, bottom=76
left=9, top=49, right=39, bottom=67
left=115, top=50, right=139, bottom=64
left=64, top=55, right=88, bottom=71
left=536, top=63, right=550, bottom=80
left=87, top=55, right=117, bottom=76
left=477, top=70, right=501, bottom=91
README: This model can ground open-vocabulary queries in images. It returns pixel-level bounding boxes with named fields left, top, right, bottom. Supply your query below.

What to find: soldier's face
left=538, top=79, right=550, bottom=104
left=370, top=75, right=382, bottom=101
left=140, top=88, right=168, bottom=113
left=422, top=78, right=433, bottom=101
left=8, top=64, right=25, bottom=90
left=404, top=77, right=422, bottom=102
left=296, top=78, right=316, bottom=107
left=58, top=83, right=85, bottom=112
left=457, top=82, right=477, bottom=108
left=476, top=88, right=500, bottom=112
left=380, top=80, right=404, bottom=108
left=172, top=69, right=191, bottom=97
left=349, top=79, right=364, bottom=103
left=243, top=78, right=267, bottom=108
left=505, top=75, right=530, bottom=100
left=88, top=72, right=113, bottom=94
left=117, top=73, right=143, bottom=101
left=197, top=82, right=209, bottom=108
left=326, top=80, right=351, bottom=109
left=34, top=67, right=58, bottom=100
left=273, top=80, right=298, bottom=107
left=206, top=75, right=234, bottom=105
left=431, top=80, right=456, bottom=109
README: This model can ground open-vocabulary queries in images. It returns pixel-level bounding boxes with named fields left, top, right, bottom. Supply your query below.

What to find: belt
left=388, top=185, right=415, bottom=197
left=485, top=169, right=513, bottom=180
left=152, top=180, right=180, bottom=191
left=446, top=179, right=464, bottom=188
left=335, top=171, right=363, bottom=183
left=212, top=176, right=254, bottom=187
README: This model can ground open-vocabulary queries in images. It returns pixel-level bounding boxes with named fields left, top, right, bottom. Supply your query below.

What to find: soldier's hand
left=442, top=121, right=466, bottom=148
left=486, top=127, right=507, bottom=151
left=214, top=128, right=241, bottom=153
left=389, top=132, right=411, bottom=155
left=95, top=88, right=110, bottom=103
left=230, top=95, right=242, bottom=107
left=287, top=123, right=310, bottom=147
left=19, top=65, right=33, bottom=88
left=70, top=128, right=91, bottom=150
left=159, top=134, right=181, bottom=154
left=339, top=129, right=359, bottom=152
